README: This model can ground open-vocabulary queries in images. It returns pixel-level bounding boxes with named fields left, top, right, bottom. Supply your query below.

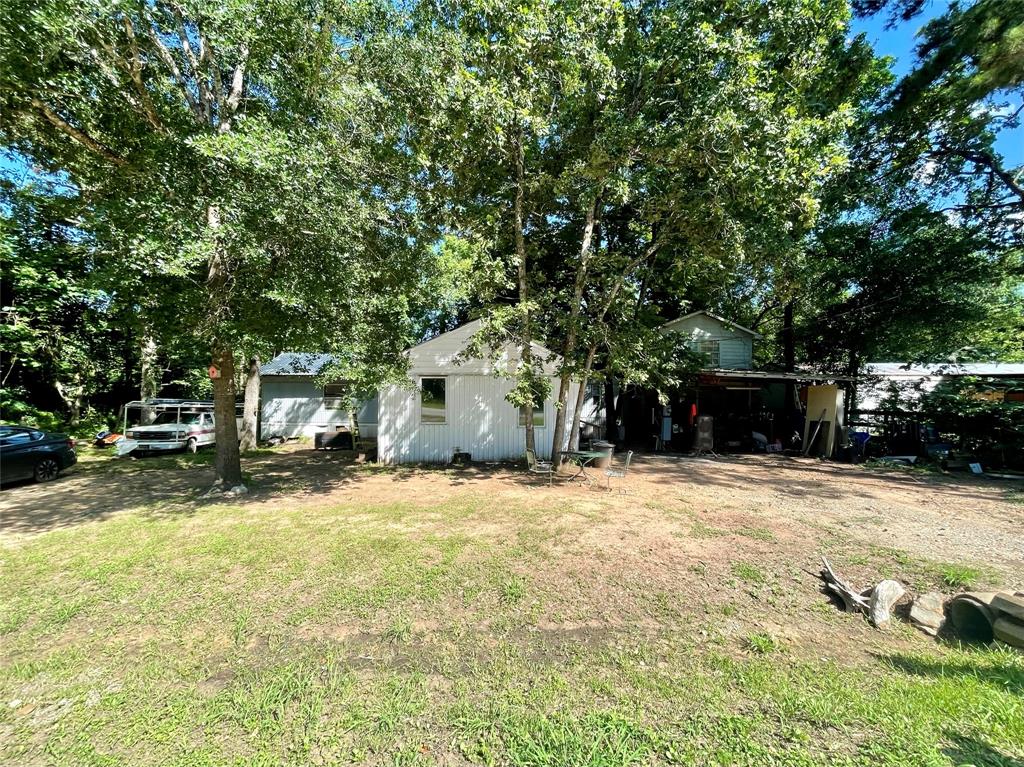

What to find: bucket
left=592, top=440, right=615, bottom=469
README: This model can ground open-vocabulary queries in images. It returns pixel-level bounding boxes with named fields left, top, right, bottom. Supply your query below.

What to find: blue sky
left=850, top=5, right=1023, bottom=167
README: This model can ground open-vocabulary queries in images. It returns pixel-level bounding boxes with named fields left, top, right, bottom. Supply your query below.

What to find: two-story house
left=610, top=310, right=851, bottom=456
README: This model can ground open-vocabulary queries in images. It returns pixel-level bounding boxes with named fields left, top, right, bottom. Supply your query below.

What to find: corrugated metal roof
left=702, top=368, right=856, bottom=382
left=865, top=362, right=1024, bottom=378
left=260, top=353, right=336, bottom=376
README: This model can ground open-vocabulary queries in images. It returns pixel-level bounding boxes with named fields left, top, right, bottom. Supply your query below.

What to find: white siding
left=260, top=377, right=378, bottom=439
left=378, top=374, right=580, bottom=464
left=661, top=313, right=754, bottom=369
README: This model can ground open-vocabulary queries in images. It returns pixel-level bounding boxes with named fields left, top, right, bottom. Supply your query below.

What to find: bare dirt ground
left=3, top=446, right=1021, bottom=574
left=3, top=447, right=1021, bottom=639
left=2, top=446, right=1023, bottom=764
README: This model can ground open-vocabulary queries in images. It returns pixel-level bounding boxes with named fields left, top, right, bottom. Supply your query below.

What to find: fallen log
left=869, top=580, right=906, bottom=629
left=819, top=556, right=870, bottom=614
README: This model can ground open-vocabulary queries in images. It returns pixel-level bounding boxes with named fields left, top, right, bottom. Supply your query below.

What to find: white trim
left=517, top=402, right=546, bottom=429
left=418, top=375, right=447, bottom=425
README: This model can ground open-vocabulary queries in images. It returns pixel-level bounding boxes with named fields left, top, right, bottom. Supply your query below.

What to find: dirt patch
left=3, top=448, right=1021, bottom=658
left=5, top=447, right=1021, bottom=571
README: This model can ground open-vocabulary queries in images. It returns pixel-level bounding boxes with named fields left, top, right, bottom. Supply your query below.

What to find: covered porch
left=618, top=369, right=856, bottom=457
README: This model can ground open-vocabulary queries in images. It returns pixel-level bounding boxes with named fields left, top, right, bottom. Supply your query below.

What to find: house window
left=691, top=340, right=721, bottom=367
left=323, top=383, right=346, bottom=410
left=518, top=403, right=545, bottom=428
left=420, top=377, right=446, bottom=423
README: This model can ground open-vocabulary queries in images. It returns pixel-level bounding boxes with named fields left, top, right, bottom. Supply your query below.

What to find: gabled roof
left=660, top=310, right=763, bottom=339
left=260, top=322, right=564, bottom=379
left=260, top=353, right=335, bottom=376
left=410, top=318, right=560, bottom=360
left=407, top=319, right=563, bottom=376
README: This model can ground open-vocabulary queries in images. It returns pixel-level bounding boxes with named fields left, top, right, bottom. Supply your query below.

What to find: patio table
left=561, top=450, right=606, bottom=486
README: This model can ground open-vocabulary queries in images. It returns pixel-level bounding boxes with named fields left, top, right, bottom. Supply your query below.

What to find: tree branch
left=170, top=3, right=213, bottom=121
left=940, top=200, right=1020, bottom=213
left=121, top=17, right=164, bottom=131
left=146, top=19, right=206, bottom=125
left=929, top=147, right=1024, bottom=204
left=597, top=239, right=661, bottom=321
left=223, top=43, right=249, bottom=123
left=201, top=30, right=225, bottom=117
left=29, top=98, right=127, bottom=166
left=751, top=299, right=781, bottom=330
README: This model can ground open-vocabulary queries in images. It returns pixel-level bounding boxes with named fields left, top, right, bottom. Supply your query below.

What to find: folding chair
left=604, top=450, right=634, bottom=492
left=525, top=448, right=555, bottom=486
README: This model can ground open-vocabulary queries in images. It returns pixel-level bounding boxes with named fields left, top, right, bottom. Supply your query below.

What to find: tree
left=543, top=0, right=871, bottom=461
left=857, top=0, right=1024, bottom=211
left=1, top=0, right=438, bottom=488
left=0, top=182, right=138, bottom=429
left=774, top=0, right=1024, bottom=378
left=412, top=0, right=600, bottom=455
left=420, top=0, right=870, bottom=463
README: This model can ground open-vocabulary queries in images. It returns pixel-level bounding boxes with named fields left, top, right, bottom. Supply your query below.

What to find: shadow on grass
left=0, top=445, right=543, bottom=538
left=875, top=652, right=1024, bottom=696
left=943, top=732, right=1024, bottom=767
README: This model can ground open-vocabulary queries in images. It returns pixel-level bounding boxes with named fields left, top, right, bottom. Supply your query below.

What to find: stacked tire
left=991, top=593, right=1024, bottom=648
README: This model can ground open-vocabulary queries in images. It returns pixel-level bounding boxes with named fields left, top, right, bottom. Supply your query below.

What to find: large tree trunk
left=211, top=345, right=243, bottom=487
left=568, top=342, right=599, bottom=451
left=206, top=204, right=243, bottom=489
left=782, top=299, right=799, bottom=417
left=140, top=333, right=160, bottom=423
left=550, top=197, right=599, bottom=466
left=783, top=300, right=795, bottom=373
left=513, top=130, right=536, bottom=455
left=239, top=356, right=260, bottom=452
left=54, top=379, right=85, bottom=428
left=846, top=346, right=860, bottom=413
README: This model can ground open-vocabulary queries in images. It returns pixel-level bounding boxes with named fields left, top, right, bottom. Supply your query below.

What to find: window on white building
left=323, top=383, right=347, bottom=410
left=691, top=340, right=721, bottom=367
left=420, top=377, right=446, bottom=423
left=518, top=403, right=545, bottom=427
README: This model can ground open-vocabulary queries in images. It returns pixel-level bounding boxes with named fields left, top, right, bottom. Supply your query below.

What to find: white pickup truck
left=120, top=410, right=217, bottom=455
left=117, top=400, right=242, bottom=457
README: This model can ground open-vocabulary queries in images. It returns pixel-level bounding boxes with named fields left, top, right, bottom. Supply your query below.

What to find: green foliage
left=1, top=0, right=1020, bottom=452
left=0, top=184, right=141, bottom=428
left=0, top=0, right=452, bottom=473
left=746, top=632, right=782, bottom=655
left=917, top=377, right=1024, bottom=463
left=753, top=0, right=1024, bottom=376
left=939, top=564, right=983, bottom=590
left=798, top=206, right=1024, bottom=367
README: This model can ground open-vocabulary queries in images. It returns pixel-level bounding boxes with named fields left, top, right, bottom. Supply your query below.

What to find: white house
left=259, top=353, right=379, bottom=439
left=659, top=310, right=761, bottom=369
left=260, top=320, right=581, bottom=464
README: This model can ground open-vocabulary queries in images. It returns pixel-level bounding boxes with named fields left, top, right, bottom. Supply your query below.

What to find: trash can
left=591, top=440, right=615, bottom=469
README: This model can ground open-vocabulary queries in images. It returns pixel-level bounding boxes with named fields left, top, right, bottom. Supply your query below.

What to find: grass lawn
left=1, top=485, right=1022, bottom=766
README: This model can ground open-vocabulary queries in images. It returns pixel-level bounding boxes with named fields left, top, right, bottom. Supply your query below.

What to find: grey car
left=0, top=425, right=78, bottom=483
